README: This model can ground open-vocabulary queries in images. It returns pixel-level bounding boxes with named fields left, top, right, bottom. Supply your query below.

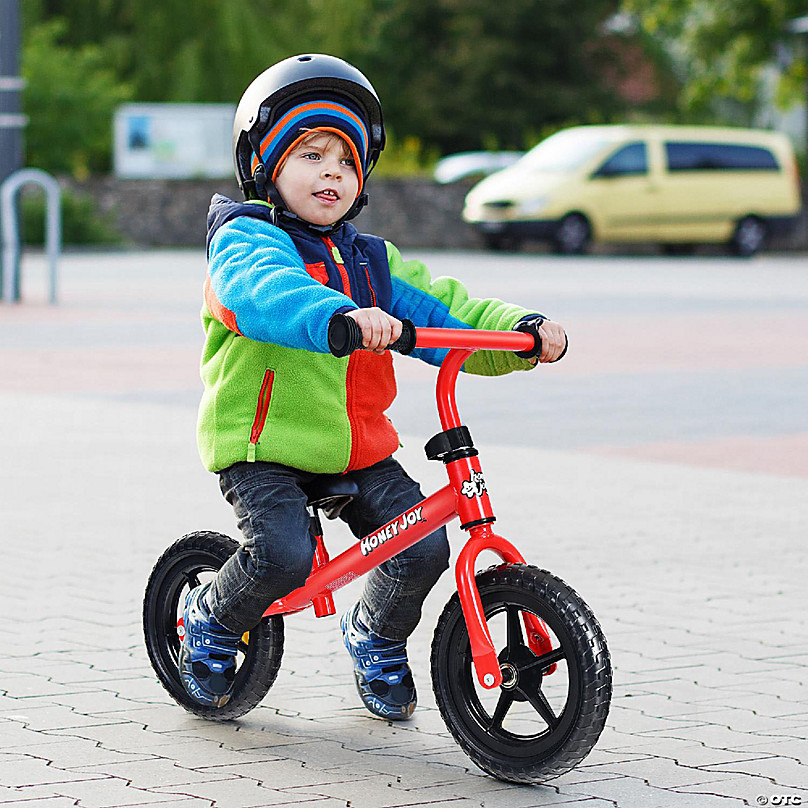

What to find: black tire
left=552, top=213, right=591, bottom=255
left=431, top=564, right=611, bottom=784
left=143, top=531, right=284, bottom=721
left=729, top=215, right=767, bottom=257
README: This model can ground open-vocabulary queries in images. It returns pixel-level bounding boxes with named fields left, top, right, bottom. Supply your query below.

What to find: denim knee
left=247, top=533, right=315, bottom=593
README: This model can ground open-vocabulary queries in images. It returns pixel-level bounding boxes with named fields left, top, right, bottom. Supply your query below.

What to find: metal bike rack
left=1, top=168, right=61, bottom=304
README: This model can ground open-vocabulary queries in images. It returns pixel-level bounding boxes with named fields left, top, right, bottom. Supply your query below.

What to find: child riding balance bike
left=142, top=54, right=611, bottom=784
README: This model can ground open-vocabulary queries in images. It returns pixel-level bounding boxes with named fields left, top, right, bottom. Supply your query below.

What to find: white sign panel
left=114, top=104, right=236, bottom=179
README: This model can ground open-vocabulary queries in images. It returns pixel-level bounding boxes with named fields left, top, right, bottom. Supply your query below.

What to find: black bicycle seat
left=301, top=475, right=360, bottom=520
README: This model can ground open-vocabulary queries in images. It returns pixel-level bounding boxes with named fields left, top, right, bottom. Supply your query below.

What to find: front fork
left=447, top=453, right=554, bottom=690
left=456, top=526, right=555, bottom=689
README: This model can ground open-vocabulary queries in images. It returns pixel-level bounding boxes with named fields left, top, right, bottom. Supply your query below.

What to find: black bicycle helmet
left=233, top=54, right=385, bottom=229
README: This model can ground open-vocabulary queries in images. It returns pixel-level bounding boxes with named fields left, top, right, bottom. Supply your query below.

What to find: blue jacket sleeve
left=206, top=216, right=358, bottom=352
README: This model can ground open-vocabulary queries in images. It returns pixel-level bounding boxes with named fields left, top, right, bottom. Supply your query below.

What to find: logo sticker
left=360, top=506, right=425, bottom=557
left=461, top=470, right=487, bottom=499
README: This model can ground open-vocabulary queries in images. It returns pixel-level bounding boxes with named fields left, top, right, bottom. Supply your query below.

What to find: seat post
left=309, top=507, right=336, bottom=617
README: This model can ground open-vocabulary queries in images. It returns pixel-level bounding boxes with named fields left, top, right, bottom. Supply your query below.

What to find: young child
left=181, top=54, right=567, bottom=718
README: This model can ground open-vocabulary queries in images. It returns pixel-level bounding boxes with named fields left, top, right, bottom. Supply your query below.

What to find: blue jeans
left=206, top=456, right=450, bottom=640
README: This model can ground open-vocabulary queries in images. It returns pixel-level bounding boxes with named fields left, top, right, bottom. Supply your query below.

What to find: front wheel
left=729, top=215, right=767, bottom=257
left=552, top=213, right=591, bottom=255
left=143, top=531, right=284, bottom=721
left=431, top=564, right=611, bottom=783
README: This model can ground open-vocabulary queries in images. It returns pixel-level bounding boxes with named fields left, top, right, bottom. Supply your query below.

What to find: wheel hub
left=500, top=662, right=518, bottom=690
left=498, top=643, right=545, bottom=701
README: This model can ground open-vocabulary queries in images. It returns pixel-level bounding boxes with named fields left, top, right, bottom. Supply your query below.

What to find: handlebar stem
left=436, top=348, right=474, bottom=430
left=418, top=327, right=534, bottom=431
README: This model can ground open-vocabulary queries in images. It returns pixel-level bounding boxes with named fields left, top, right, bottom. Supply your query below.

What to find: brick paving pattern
left=0, top=251, right=805, bottom=807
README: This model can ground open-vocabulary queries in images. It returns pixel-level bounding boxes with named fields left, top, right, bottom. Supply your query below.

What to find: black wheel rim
left=444, top=586, right=581, bottom=760
left=145, top=549, right=254, bottom=701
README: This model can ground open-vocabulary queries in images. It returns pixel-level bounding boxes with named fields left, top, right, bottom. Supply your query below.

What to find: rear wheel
left=143, top=531, right=284, bottom=720
left=730, top=216, right=767, bottom=257
left=431, top=564, right=611, bottom=783
left=552, top=214, right=591, bottom=255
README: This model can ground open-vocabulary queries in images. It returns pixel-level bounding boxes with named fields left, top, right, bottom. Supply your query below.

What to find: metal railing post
left=0, top=168, right=61, bottom=304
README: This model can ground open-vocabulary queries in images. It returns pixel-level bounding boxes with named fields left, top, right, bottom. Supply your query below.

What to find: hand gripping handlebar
left=327, top=313, right=417, bottom=357
left=327, top=312, right=567, bottom=361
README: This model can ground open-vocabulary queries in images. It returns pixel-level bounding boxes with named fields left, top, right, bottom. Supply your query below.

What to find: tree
left=20, top=0, right=627, bottom=172
left=360, top=0, right=623, bottom=153
left=22, top=18, right=131, bottom=176
left=622, top=0, right=808, bottom=123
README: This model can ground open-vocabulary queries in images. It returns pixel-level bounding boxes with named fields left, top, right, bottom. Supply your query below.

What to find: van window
left=593, top=142, right=648, bottom=177
left=520, top=130, right=612, bottom=173
left=665, top=142, right=779, bottom=172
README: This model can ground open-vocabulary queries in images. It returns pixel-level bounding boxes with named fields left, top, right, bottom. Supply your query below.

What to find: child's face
left=275, top=133, right=359, bottom=226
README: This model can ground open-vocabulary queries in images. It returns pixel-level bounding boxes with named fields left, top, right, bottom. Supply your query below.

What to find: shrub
left=19, top=188, right=123, bottom=246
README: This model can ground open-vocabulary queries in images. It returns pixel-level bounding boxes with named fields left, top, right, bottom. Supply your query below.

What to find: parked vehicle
left=433, top=151, right=524, bottom=184
left=463, top=125, right=802, bottom=256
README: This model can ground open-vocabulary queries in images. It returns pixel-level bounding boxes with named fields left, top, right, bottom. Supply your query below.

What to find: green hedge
left=20, top=190, right=123, bottom=246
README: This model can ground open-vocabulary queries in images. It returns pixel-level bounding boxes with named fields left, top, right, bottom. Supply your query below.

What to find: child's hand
left=346, top=308, right=403, bottom=354
left=537, top=319, right=567, bottom=363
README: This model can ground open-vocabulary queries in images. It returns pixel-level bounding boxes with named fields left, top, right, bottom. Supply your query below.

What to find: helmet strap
left=346, top=192, right=368, bottom=220
left=252, top=163, right=269, bottom=200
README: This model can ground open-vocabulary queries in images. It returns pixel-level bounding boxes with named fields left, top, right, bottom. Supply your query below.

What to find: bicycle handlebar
left=327, top=314, right=418, bottom=357
left=328, top=314, right=541, bottom=357
left=327, top=313, right=542, bottom=358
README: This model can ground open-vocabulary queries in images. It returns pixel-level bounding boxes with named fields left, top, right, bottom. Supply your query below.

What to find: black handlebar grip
left=328, top=314, right=417, bottom=357
left=514, top=317, right=569, bottom=363
left=328, top=313, right=364, bottom=357
left=514, top=317, right=543, bottom=359
left=388, top=319, right=416, bottom=355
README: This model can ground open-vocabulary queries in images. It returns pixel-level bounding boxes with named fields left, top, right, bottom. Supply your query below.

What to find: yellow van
left=462, top=125, right=801, bottom=256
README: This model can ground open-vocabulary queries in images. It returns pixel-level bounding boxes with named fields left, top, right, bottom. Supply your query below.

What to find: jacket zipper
left=361, top=262, right=377, bottom=307
left=322, top=237, right=352, bottom=297
left=248, top=369, right=275, bottom=462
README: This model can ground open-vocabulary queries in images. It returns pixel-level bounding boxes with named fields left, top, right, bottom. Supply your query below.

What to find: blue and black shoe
left=341, top=602, right=416, bottom=720
left=178, top=583, right=241, bottom=708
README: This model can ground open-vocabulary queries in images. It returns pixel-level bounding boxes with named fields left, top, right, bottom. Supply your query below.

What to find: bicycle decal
left=461, top=470, right=487, bottom=499
left=360, top=506, right=425, bottom=556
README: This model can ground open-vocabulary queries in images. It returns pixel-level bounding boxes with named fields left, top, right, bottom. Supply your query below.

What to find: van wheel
left=552, top=214, right=591, bottom=255
left=730, top=216, right=767, bottom=257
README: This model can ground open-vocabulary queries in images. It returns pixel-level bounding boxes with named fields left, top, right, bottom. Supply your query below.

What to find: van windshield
left=519, top=130, right=613, bottom=173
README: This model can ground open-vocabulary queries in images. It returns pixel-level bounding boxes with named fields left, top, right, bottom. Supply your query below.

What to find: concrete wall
left=64, top=176, right=479, bottom=250
left=64, top=175, right=808, bottom=252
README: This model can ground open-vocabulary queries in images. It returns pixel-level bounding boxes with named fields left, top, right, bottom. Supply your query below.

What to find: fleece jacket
left=197, top=194, right=537, bottom=474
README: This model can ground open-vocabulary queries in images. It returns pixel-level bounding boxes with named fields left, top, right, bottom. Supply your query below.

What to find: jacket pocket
left=248, top=369, right=275, bottom=462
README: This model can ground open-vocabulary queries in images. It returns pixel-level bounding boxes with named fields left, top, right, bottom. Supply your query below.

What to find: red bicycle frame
left=263, top=327, right=554, bottom=689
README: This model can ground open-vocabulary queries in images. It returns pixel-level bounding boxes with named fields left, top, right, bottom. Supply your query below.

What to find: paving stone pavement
left=0, top=251, right=805, bottom=807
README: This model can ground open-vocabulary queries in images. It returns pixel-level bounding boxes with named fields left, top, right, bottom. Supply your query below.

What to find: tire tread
left=143, top=531, right=284, bottom=721
left=431, top=563, right=611, bottom=783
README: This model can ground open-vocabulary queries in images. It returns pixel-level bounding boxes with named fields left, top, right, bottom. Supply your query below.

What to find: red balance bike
left=143, top=317, right=612, bottom=784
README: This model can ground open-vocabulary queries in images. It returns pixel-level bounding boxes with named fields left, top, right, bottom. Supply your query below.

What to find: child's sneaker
left=340, top=603, right=416, bottom=720
left=179, top=583, right=241, bottom=708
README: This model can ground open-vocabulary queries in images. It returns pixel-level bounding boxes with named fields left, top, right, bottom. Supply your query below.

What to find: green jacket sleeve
left=386, top=241, right=540, bottom=376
